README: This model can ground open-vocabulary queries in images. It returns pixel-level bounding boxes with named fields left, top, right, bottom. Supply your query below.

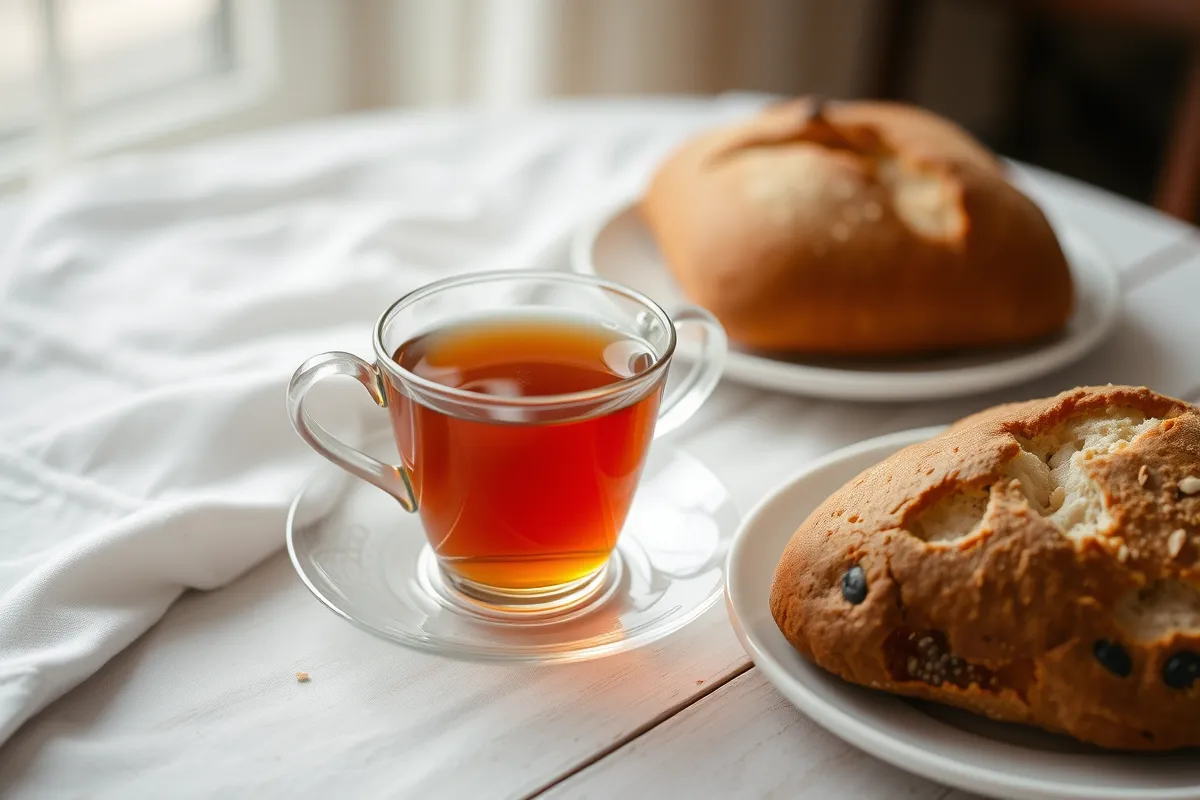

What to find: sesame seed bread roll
left=771, top=385, right=1200, bottom=750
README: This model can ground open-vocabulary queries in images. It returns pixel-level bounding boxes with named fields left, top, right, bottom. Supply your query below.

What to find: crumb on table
left=296, top=671, right=310, bottom=683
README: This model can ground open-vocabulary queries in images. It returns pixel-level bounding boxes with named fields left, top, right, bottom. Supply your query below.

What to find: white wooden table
left=0, top=100, right=1197, bottom=800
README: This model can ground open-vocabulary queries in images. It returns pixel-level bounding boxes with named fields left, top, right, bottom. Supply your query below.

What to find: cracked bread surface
left=639, top=97, right=1074, bottom=355
left=769, top=385, right=1200, bottom=750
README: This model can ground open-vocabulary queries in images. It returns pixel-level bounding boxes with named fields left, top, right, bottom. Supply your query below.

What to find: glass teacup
left=287, top=271, right=725, bottom=614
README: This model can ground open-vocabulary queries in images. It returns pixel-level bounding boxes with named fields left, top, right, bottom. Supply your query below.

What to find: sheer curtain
left=4, top=0, right=902, bottom=183
left=12, top=0, right=1012, bottom=184
left=367, top=0, right=879, bottom=108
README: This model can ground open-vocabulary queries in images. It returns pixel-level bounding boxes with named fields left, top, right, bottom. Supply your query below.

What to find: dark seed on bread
left=1093, top=640, right=1132, bottom=677
left=1163, top=652, right=1200, bottom=690
left=841, top=565, right=868, bottom=604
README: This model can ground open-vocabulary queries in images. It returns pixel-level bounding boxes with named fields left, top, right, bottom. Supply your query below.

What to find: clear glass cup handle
left=655, top=306, right=728, bottom=439
left=286, top=351, right=417, bottom=511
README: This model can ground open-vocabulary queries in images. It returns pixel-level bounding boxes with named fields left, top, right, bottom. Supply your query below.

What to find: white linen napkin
left=0, top=97, right=765, bottom=745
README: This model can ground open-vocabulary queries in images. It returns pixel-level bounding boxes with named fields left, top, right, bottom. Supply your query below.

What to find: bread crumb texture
left=911, top=408, right=1162, bottom=544
left=1116, top=580, right=1200, bottom=641
left=910, top=487, right=989, bottom=543
left=1006, top=408, right=1160, bottom=541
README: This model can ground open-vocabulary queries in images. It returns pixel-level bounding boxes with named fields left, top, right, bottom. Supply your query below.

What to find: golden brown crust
left=640, top=98, right=1074, bottom=355
left=770, top=385, right=1200, bottom=750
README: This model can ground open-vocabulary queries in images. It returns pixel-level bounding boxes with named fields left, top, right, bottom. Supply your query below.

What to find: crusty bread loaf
left=770, top=385, right=1200, bottom=750
left=640, top=97, right=1074, bottom=356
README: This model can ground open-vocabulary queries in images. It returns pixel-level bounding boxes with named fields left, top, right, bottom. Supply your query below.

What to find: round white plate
left=724, top=427, right=1200, bottom=800
left=572, top=202, right=1121, bottom=402
left=288, top=428, right=740, bottom=664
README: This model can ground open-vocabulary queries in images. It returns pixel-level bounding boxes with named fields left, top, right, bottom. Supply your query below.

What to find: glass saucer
left=286, top=428, right=740, bottom=663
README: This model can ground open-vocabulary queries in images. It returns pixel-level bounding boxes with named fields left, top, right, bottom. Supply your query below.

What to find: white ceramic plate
left=724, top=427, right=1200, bottom=800
left=572, top=202, right=1121, bottom=401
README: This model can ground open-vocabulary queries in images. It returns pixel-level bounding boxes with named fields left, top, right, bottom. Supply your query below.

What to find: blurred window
left=63, top=0, right=233, bottom=115
left=0, top=0, right=271, bottom=182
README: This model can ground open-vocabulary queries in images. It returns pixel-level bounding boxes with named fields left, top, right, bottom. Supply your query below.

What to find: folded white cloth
left=0, top=96, right=764, bottom=745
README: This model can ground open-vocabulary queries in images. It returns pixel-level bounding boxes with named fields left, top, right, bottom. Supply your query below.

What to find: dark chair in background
left=875, top=0, right=1200, bottom=222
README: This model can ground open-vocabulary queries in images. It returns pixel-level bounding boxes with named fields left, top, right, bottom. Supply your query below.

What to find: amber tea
left=386, top=314, right=663, bottom=591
